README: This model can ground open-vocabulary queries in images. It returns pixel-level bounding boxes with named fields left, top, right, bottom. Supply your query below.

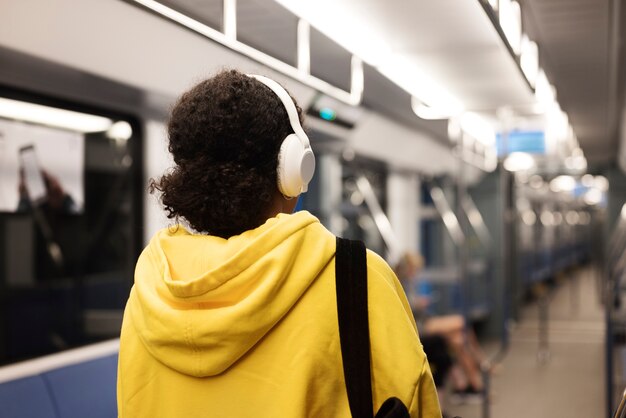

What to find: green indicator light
left=319, top=107, right=337, bottom=121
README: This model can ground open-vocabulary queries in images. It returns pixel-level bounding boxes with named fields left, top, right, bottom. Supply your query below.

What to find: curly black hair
left=150, top=69, right=305, bottom=238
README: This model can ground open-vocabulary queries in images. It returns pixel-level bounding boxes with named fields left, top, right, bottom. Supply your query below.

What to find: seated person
left=395, top=252, right=489, bottom=403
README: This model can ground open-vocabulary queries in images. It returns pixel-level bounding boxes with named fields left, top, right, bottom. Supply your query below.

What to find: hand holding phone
left=19, top=145, right=47, bottom=204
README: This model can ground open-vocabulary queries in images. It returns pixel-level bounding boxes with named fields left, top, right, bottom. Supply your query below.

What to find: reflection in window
left=0, top=97, right=140, bottom=364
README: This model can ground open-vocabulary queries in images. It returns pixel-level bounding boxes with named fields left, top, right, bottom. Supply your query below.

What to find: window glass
left=0, top=97, right=141, bottom=364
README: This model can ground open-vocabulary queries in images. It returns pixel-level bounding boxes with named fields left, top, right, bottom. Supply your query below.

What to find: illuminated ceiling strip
left=297, top=19, right=311, bottom=76
left=0, top=97, right=112, bottom=133
left=350, top=56, right=364, bottom=105
left=223, top=0, right=237, bottom=40
left=131, top=0, right=362, bottom=106
left=411, top=96, right=459, bottom=120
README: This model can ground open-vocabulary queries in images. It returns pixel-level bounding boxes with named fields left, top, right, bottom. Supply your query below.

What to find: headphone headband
left=246, top=74, right=315, bottom=197
left=247, top=74, right=310, bottom=148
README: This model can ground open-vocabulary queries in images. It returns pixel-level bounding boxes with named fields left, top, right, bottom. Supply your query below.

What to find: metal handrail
left=354, top=175, right=404, bottom=266
left=613, top=388, right=626, bottom=418
left=606, top=207, right=626, bottom=417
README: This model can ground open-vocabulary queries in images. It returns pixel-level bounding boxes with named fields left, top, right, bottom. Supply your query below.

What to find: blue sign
left=497, top=130, right=545, bottom=156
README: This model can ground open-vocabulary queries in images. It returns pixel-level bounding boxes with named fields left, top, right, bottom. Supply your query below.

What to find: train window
left=0, top=94, right=142, bottom=365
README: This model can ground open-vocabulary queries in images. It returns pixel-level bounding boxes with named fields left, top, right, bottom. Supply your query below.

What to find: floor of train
left=443, top=266, right=605, bottom=418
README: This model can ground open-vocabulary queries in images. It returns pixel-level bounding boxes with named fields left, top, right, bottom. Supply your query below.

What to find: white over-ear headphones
left=247, top=74, right=316, bottom=198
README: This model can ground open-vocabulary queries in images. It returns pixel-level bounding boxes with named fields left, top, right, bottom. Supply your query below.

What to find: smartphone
left=19, top=145, right=47, bottom=204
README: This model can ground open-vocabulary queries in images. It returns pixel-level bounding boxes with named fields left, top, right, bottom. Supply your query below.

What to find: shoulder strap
left=335, top=237, right=374, bottom=418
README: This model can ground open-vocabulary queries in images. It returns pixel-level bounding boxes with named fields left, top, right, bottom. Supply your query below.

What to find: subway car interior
left=0, top=0, right=626, bottom=417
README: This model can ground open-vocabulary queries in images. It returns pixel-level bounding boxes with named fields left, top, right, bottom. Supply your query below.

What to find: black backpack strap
left=335, top=237, right=374, bottom=418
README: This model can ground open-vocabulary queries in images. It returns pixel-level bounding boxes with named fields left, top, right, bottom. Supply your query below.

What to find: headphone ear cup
left=277, top=134, right=308, bottom=198
left=276, top=136, right=291, bottom=197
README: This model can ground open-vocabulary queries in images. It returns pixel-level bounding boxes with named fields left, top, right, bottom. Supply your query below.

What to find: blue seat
left=0, top=375, right=58, bottom=418
left=42, top=354, right=118, bottom=418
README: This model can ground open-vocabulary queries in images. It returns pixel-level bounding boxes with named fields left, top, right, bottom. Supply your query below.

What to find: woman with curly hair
left=117, top=69, right=441, bottom=417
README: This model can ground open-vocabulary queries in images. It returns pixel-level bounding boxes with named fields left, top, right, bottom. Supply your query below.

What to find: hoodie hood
left=128, top=211, right=336, bottom=377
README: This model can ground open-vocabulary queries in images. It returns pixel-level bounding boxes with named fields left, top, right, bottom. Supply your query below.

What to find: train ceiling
left=164, top=0, right=626, bottom=166
left=521, top=0, right=619, bottom=164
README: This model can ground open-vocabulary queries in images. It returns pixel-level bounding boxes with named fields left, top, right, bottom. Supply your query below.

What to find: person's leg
left=447, top=331, right=483, bottom=391
left=467, top=327, right=489, bottom=367
left=424, top=315, right=484, bottom=391
left=422, top=314, right=464, bottom=335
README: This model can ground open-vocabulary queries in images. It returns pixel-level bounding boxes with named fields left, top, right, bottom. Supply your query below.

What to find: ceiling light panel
left=0, top=98, right=112, bottom=133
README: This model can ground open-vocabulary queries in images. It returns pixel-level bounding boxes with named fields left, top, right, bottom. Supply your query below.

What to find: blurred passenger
left=17, top=169, right=79, bottom=214
left=117, top=70, right=441, bottom=417
left=395, top=252, right=488, bottom=404
left=17, top=168, right=80, bottom=278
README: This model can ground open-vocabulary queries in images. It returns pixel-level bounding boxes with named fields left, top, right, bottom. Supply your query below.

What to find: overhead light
left=499, top=0, right=522, bottom=54
left=447, top=117, right=462, bottom=142
left=581, top=174, right=595, bottom=187
left=545, top=102, right=569, bottom=151
left=520, top=35, right=539, bottom=87
left=565, top=156, right=587, bottom=171
left=529, top=174, right=544, bottom=189
left=484, top=147, right=498, bottom=172
left=350, top=190, right=364, bottom=206
left=540, top=211, right=554, bottom=226
left=550, top=175, right=576, bottom=192
left=459, top=112, right=496, bottom=146
left=106, top=121, right=133, bottom=141
left=274, top=0, right=392, bottom=67
left=521, top=210, right=536, bottom=226
left=584, top=188, right=603, bottom=205
left=535, top=70, right=556, bottom=106
left=223, top=0, right=237, bottom=40
left=411, top=97, right=460, bottom=120
left=565, top=148, right=587, bottom=171
left=0, top=97, right=112, bottom=133
left=553, top=212, right=563, bottom=226
left=296, top=19, right=311, bottom=75
left=594, top=175, right=609, bottom=192
left=621, top=204, right=626, bottom=221
left=378, top=54, right=463, bottom=119
left=350, top=56, right=365, bottom=104
left=566, top=211, right=580, bottom=225
left=503, top=152, right=535, bottom=172
left=578, top=211, right=591, bottom=225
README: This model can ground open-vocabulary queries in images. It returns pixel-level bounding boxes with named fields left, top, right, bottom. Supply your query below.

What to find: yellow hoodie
left=117, top=211, right=441, bottom=417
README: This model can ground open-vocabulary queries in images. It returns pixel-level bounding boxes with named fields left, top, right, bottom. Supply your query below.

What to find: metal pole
left=537, top=284, right=551, bottom=364
left=456, top=134, right=469, bottom=325
left=500, top=161, right=512, bottom=356
left=607, top=268, right=617, bottom=418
